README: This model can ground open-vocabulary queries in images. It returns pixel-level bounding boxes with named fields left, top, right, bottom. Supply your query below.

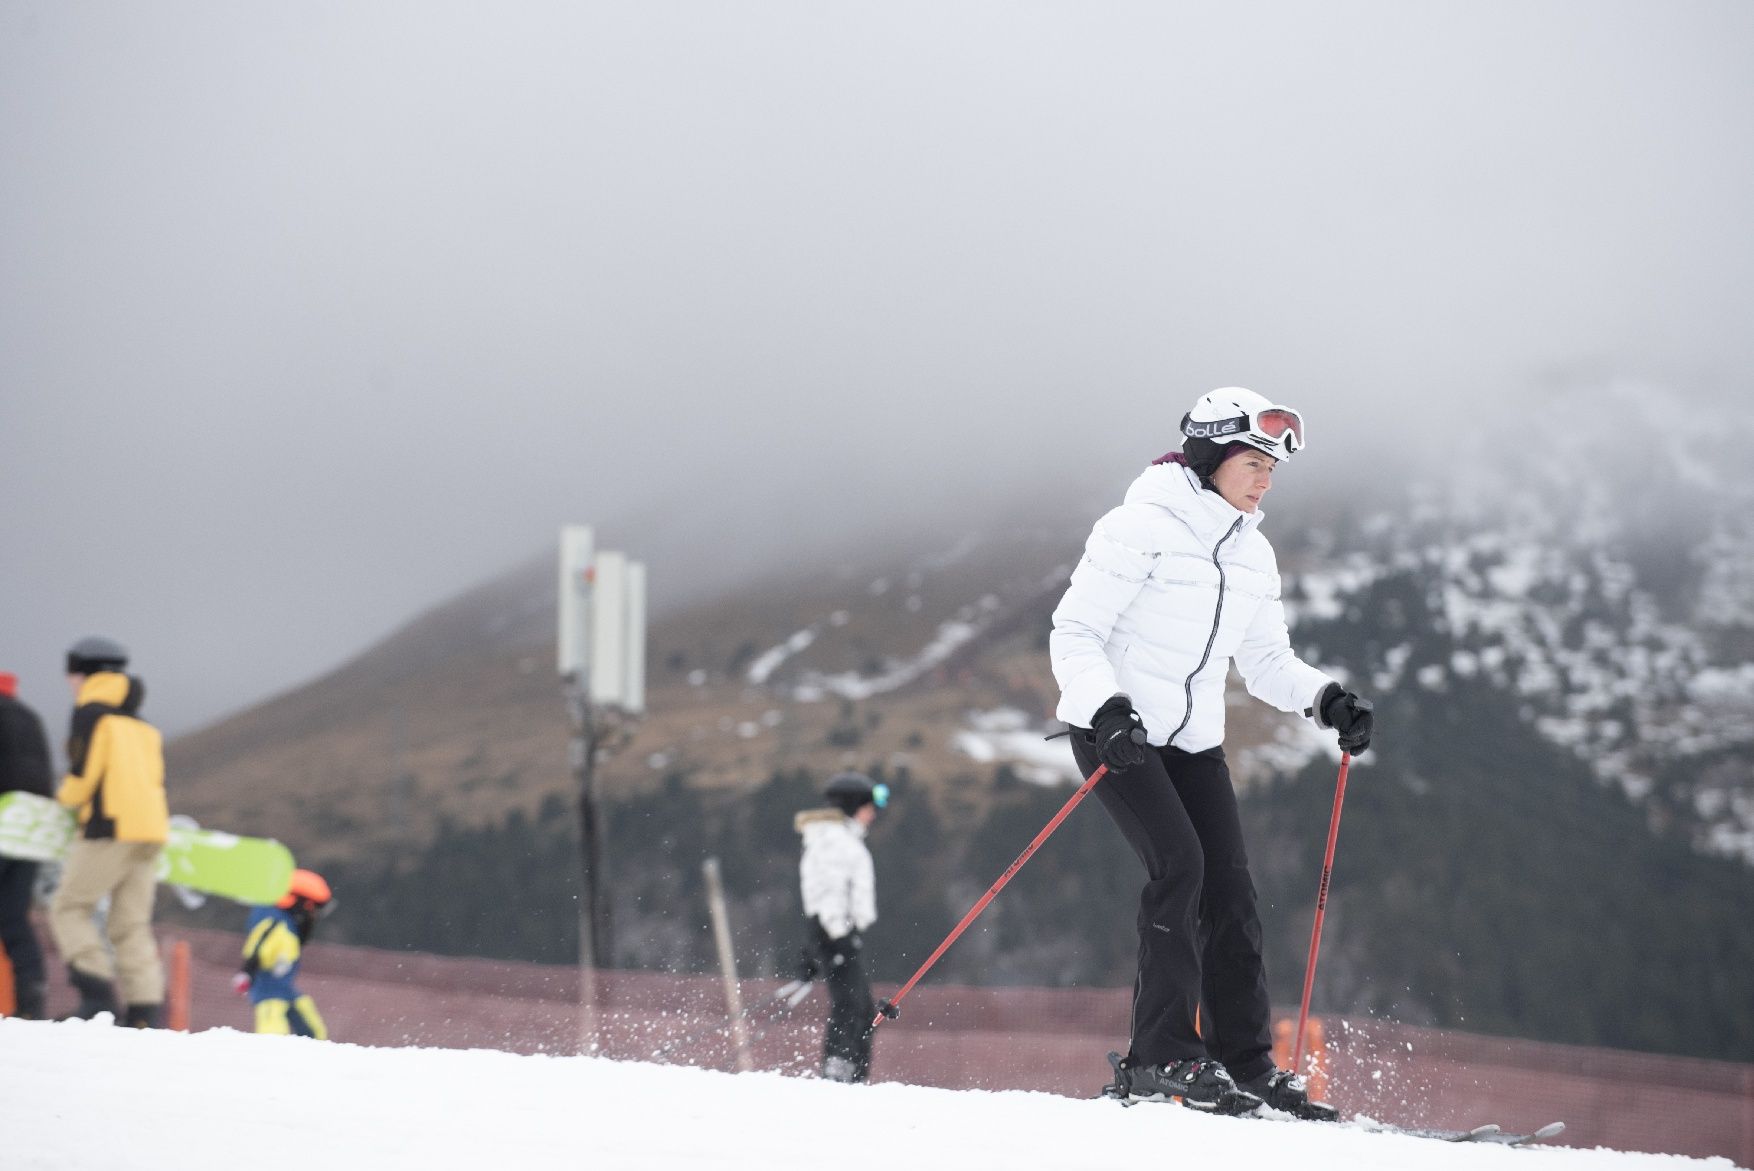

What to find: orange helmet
left=277, top=869, right=332, bottom=910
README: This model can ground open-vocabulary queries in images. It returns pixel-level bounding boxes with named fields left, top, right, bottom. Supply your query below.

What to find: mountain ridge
left=156, top=385, right=1754, bottom=1060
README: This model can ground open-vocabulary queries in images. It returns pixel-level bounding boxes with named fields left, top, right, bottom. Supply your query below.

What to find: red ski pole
left=1291, top=751, right=1352, bottom=1076
left=872, top=762, right=1111, bottom=1029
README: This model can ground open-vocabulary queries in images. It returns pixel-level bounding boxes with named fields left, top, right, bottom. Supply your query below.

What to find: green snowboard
left=0, top=790, right=295, bottom=905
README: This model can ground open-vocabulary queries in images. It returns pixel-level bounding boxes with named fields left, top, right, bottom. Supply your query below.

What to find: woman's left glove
left=1317, top=683, right=1374, bottom=753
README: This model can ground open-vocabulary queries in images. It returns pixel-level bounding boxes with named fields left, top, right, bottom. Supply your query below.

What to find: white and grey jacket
left=795, top=808, right=876, bottom=940
left=1050, top=460, right=1335, bottom=753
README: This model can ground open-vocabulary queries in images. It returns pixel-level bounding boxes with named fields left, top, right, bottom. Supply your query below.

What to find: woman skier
left=1050, top=387, right=1374, bottom=1117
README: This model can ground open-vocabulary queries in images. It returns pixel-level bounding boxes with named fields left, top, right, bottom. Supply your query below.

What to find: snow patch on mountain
left=793, top=614, right=986, bottom=701
left=953, top=708, right=1085, bottom=785
left=1285, top=384, right=1754, bottom=864
left=747, top=627, right=818, bottom=684
left=1232, top=713, right=1342, bottom=783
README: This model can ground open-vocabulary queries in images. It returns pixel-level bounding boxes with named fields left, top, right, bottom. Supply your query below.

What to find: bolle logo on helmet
left=1181, top=414, right=1249, bottom=440
left=1179, top=399, right=1305, bottom=459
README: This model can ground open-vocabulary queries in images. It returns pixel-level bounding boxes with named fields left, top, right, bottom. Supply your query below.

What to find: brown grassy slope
left=163, top=530, right=1064, bottom=866
left=163, top=526, right=1309, bottom=874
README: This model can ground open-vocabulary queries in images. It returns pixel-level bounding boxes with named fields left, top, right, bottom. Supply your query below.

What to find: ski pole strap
left=872, top=763, right=1110, bottom=1029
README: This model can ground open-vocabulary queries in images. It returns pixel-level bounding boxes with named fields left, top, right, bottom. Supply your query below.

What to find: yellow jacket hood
left=76, top=671, right=131, bottom=708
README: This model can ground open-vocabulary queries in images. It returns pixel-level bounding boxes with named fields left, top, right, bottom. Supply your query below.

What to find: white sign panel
left=624, top=561, right=647, bottom=715
left=558, top=525, right=646, bottom=713
left=590, top=550, right=628, bottom=707
left=558, top=525, right=594, bottom=677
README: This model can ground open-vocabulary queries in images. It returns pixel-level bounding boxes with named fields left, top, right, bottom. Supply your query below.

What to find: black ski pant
left=822, top=946, right=876, bottom=1082
left=0, top=857, right=46, bottom=993
left=1072, top=734, right=1274, bottom=1082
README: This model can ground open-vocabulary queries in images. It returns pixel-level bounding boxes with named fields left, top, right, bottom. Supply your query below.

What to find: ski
left=1361, top=1120, right=1567, bottom=1147
left=1101, top=1097, right=1567, bottom=1148
left=1097, top=1059, right=1566, bottom=1151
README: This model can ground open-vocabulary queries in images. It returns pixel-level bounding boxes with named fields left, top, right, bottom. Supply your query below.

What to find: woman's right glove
left=1317, top=683, right=1375, bottom=754
left=1090, top=695, right=1149, bottom=772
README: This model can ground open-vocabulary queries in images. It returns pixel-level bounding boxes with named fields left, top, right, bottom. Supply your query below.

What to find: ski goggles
left=872, top=783, right=891, bottom=810
left=1181, top=405, right=1305, bottom=455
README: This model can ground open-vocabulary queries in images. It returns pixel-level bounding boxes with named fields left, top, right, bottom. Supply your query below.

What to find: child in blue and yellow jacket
left=234, top=869, right=333, bottom=1039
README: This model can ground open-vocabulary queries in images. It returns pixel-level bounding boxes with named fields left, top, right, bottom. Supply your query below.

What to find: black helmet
left=66, top=636, right=128, bottom=676
left=824, top=770, right=886, bottom=815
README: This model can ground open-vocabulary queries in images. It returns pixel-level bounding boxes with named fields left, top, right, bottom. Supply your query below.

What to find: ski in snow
left=1363, top=1121, right=1568, bottom=1147
left=1096, top=1056, right=1567, bottom=1150
left=1102, top=1096, right=1568, bottom=1148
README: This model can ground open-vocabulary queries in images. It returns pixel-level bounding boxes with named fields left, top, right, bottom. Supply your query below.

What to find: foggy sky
left=3, top=1, right=1752, bottom=740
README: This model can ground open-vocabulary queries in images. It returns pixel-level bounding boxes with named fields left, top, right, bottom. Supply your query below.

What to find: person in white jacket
left=794, top=770, right=886, bottom=1082
left=1051, top=387, right=1374, bottom=1117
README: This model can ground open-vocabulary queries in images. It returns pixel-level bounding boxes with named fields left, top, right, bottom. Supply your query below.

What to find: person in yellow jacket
left=233, top=869, right=332, bottom=1039
left=48, top=637, right=169, bottom=1027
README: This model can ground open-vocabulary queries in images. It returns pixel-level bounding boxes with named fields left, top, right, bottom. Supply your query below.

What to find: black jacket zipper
left=1166, top=516, right=1245, bottom=748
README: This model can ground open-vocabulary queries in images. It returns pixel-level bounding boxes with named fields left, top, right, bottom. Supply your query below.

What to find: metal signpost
left=558, top=525, right=646, bottom=1053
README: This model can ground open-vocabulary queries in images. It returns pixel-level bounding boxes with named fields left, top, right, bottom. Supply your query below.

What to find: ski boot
left=1103, top=1051, right=1262, bottom=1115
left=123, top=1002, right=163, bottom=1029
left=61, top=965, right=117, bottom=1021
left=10, top=981, right=46, bottom=1020
left=1240, top=1068, right=1339, bottom=1122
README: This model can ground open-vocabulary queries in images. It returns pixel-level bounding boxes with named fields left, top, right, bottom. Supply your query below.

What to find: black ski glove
left=794, top=947, right=822, bottom=982
left=1317, top=683, right=1374, bottom=754
left=1089, top=694, right=1149, bottom=773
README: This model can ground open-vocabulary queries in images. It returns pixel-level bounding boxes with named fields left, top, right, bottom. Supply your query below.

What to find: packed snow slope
left=2, top=1018, right=1739, bottom=1171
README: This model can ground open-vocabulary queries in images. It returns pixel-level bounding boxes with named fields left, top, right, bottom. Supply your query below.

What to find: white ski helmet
left=1180, top=387, right=1306, bottom=466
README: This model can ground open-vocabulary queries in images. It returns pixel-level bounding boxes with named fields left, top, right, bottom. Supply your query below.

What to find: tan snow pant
left=49, top=838, right=165, bottom=1006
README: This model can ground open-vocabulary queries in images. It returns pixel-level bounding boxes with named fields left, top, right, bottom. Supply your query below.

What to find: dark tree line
left=291, top=554, right=1754, bottom=1063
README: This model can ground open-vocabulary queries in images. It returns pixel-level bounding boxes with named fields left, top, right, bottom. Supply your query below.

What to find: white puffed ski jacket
left=1050, top=459, right=1335, bottom=752
left=795, top=808, right=876, bottom=939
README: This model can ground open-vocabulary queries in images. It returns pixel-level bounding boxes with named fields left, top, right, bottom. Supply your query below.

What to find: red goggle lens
left=1255, top=409, right=1303, bottom=443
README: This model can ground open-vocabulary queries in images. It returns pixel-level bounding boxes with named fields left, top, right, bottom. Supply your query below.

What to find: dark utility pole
left=568, top=687, right=611, bottom=976
left=558, top=526, right=645, bottom=1055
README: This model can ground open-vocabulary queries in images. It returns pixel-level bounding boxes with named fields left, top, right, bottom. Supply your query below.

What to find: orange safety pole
left=1305, top=1017, right=1329, bottom=1100
left=166, top=939, right=191, bottom=1031
left=0, top=939, right=14, bottom=1016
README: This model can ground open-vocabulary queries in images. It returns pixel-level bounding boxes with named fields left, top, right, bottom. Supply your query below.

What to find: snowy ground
left=2, top=1017, right=1740, bottom=1171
